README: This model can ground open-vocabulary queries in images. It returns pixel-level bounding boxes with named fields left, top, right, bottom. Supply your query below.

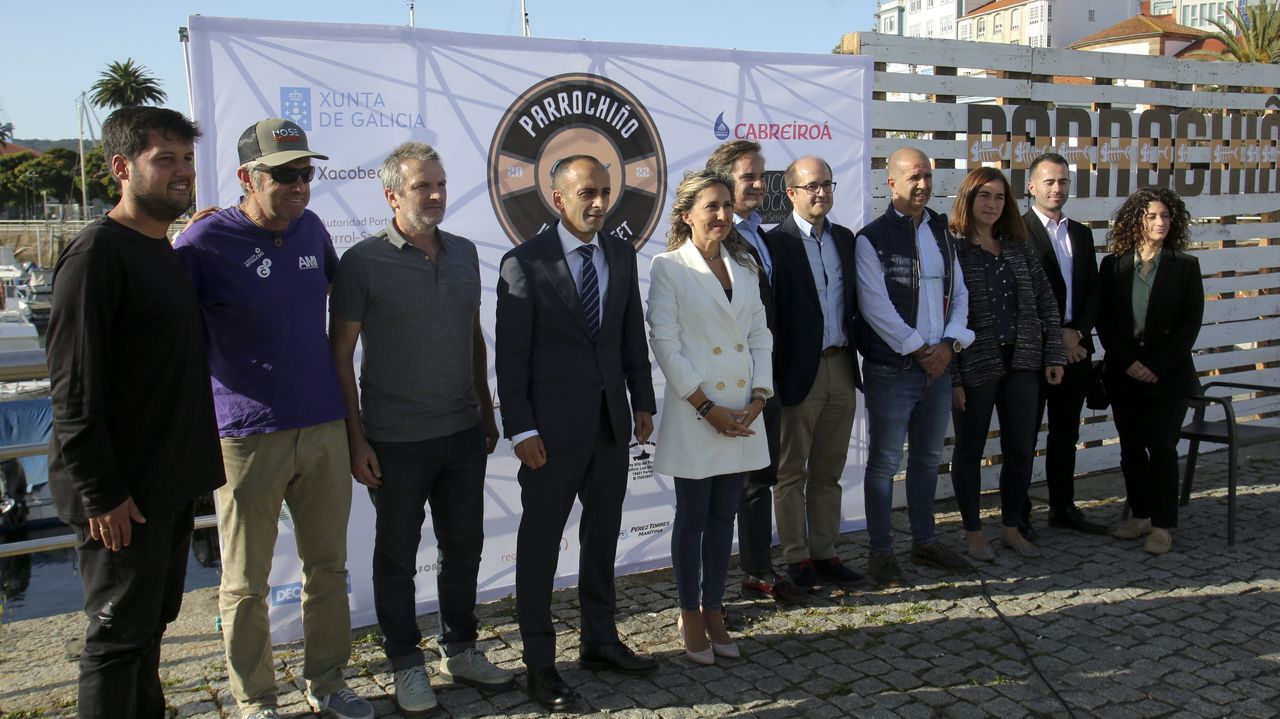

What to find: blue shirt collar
left=556, top=221, right=600, bottom=257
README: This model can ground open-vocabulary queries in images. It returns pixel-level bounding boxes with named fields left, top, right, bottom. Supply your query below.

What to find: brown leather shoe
left=867, top=551, right=905, bottom=588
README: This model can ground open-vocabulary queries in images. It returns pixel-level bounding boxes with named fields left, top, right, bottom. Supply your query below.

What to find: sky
left=0, top=0, right=878, bottom=141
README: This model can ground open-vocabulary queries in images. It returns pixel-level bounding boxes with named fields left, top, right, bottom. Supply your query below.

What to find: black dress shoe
left=1048, top=506, right=1109, bottom=535
left=813, top=556, right=867, bottom=586
left=1018, top=523, right=1037, bottom=543
left=526, top=666, right=578, bottom=711
left=579, top=642, right=658, bottom=674
left=785, top=559, right=822, bottom=591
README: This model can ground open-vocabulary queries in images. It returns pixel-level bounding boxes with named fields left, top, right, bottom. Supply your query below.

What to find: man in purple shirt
left=175, top=119, right=371, bottom=719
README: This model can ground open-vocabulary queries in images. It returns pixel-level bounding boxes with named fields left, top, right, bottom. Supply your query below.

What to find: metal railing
left=0, top=349, right=47, bottom=382
left=1, top=355, right=218, bottom=559
left=0, top=514, right=220, bottom=559
left=0, top=433, right=219, bottom=560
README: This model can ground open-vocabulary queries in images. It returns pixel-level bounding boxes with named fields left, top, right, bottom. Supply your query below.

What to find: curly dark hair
left=1106, top=187, right=1192, bottom=254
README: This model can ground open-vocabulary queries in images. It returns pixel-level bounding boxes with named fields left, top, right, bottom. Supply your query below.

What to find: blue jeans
left=672, top=474, right=747, bottom=611
left=367, top=424, right=487, bottom=669
left=861, top=362, right=952, bottom=553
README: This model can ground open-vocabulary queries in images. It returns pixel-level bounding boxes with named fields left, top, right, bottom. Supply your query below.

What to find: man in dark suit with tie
left=766, top=156, right=864, bottom=590
left=705, top=140, right=807, bottom=604
left=496, top=155, right=658, bottom=711
left=1022, top=152, right=1108, bottom=535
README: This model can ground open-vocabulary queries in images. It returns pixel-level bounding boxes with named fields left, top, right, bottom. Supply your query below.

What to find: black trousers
left=1108, top=375, right=1188, bottom=529
left=515, top=402, right=628, bottom=669
left=1034, top=359, right=1092, bottom=514
left=737, top=395, right=780, bottom=578
left=951, top=368, right=1041, bottom=530
left=367, top=424, right=487, bottom=669
left=75, top=503, right=194, bottom=719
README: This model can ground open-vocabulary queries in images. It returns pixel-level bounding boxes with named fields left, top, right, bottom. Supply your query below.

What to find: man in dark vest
left=854, top=147, right=974, bottom=587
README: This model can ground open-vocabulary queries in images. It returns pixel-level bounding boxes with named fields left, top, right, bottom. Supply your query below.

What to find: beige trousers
left=775, top=352, right=858, bottom=564
left=216, top=419, right=353, bottom=712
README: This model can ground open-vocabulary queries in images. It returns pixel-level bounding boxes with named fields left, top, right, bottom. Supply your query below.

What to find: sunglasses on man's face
left=256, top=165, right=316, bottom=184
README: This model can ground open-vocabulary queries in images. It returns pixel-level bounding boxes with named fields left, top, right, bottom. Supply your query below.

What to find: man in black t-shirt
left=46, top=106, right=225, bottom=719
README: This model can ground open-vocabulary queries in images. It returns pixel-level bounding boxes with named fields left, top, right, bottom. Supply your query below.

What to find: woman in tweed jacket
left=948, top=167, right=1066, bottom=561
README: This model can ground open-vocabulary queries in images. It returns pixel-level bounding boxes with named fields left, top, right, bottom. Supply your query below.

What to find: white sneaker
left=440, top=646, right=515, bottom=689
left=305, top=686, right=373, bottom=719
left=1113, top=517, right=1153, bottom=540
left=393, top=665, right=437, bottom=716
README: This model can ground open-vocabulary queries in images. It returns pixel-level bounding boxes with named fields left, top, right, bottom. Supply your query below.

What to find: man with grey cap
left=175, top=118, right=372, bottom=719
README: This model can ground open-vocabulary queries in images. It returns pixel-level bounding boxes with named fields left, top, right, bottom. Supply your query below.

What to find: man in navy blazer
left=766, top=156, right=864, bottom=590
left=1022, top=152, right=1108, bottom=536
left=495, top=155, right=657, bottom=710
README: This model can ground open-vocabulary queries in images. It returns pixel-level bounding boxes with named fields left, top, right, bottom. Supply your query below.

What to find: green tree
left=15, top=148, right=80, bottom=203
left=0, top=152, right=34, bottom=212
left=1189, top=1, right=1280, bottom=64
left=76, top=145, right=119, bottom=203
left=0, top=122, right=13, bottom=147
left=89, top=59, right=167, bottom=109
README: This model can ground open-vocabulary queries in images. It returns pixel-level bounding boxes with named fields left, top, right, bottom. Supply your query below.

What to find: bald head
left=783, top=156, right=835, bottom=225
left=886, top=147, right=933, bottom=220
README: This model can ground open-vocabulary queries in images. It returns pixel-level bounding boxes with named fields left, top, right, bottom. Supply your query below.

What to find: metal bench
left=1180, top=381, right=1280, bottom=546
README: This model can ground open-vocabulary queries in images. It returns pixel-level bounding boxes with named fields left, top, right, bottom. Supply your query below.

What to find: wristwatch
left=943, top=337, right=962, bottom=354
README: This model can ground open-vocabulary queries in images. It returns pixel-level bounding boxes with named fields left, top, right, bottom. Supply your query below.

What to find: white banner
left=188, top=15, right=872, bottom=643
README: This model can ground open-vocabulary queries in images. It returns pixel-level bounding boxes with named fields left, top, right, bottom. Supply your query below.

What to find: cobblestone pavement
left=3, top=442, right=1278, bottom=718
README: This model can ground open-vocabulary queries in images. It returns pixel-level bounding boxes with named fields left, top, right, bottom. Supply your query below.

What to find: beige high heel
left=678, top=613, right=714, bottom=665
left=702, top=609, right=740, bottom=659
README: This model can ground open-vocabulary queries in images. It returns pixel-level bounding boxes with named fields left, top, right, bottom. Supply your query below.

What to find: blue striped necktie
left=576, top=244, right=600, bottom=340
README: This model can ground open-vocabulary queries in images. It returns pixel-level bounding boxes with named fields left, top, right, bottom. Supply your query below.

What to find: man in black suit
left=704, top=140, right=807, bottom=604
left=1022, top=152, right=1108, bottom=535
left=767, top=156, right=864, bottom=590
left=496, top=155, right=658, bottom=710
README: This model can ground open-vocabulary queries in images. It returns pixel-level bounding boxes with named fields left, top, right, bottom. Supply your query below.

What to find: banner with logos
left=187, top=15, right=872, bottom=642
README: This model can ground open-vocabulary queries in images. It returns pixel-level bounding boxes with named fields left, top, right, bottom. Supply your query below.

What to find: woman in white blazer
left=647, top=170, right=773, bottom=665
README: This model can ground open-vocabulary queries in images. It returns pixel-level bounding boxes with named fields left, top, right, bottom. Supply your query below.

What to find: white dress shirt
left=854, top=207, right=974, bottom=356
left=557, top=221, right=609, bottom=326
left=1031, top=204, right=1074, bottom=323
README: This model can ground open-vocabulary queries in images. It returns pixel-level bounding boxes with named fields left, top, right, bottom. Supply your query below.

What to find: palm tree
left=1189, top=1, right=1280, bottom=64
left=89, top=59, right=167, bottom=109
left=0, top=122, right=13, bottom=148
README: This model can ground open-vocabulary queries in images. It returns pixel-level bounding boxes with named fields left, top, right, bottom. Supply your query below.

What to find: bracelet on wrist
left=695, top=399, right=716, bottom=419
left=751, top=394, right=767, bottom=405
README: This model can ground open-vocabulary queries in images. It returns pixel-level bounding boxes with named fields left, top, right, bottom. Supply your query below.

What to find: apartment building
left=956, top=0, right=1141, bottom=48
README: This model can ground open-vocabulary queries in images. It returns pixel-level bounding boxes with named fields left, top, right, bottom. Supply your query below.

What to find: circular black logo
left=488, top=73, right=667, bottom=249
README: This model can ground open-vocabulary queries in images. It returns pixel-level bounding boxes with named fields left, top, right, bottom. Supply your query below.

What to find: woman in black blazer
left=1097, top=187, right=1204, bottom=555
left=948, top=167, right=1065, bottom=561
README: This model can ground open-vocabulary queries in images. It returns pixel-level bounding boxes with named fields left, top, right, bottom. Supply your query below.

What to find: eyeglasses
left=790, top=181, right=837, bottom=195
left=256, top=165, right=316, bottom=184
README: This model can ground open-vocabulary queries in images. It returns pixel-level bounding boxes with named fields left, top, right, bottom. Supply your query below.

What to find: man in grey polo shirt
left=331, top=142, right=511, bottom=717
